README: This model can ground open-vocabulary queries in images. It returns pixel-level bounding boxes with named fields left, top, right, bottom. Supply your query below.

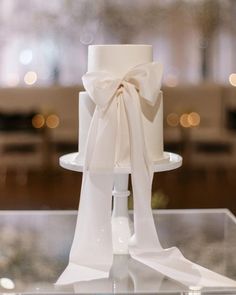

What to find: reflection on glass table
left=0, top=209, right=235, bottom=294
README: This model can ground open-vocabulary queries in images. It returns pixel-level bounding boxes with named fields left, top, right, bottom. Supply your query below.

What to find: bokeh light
left=80, top=32, right=94, bottom=45
left=179, top=112, right=201, bottom=128
left=46, top=114, right=60, bottom=129
left=167, top=113, right=179, bottom=127
left=188, top=112, right=200, bottom=127
left=24, top=71, right=37, bottom=85
left=32, top=114, right=45, bottom=129
left=229, top=73, right=236, bottom=87
left=180, top=113, right=191, bottom=128
left=0, top=278, right=15, bottom=290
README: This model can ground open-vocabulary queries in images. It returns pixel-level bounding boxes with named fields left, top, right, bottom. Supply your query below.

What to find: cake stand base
left=59, top=152, right=182, bottom=254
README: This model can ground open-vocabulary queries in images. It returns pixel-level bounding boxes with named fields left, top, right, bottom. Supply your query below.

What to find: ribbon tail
left=56, top=100, right=118, bottom=285
left=123, top=86, right=162, bottom=251
left=56, top=263, right=110, bottom=285
left=131, top=247, right=236, bottom=287
left=55, top=170, right=114, bottom=285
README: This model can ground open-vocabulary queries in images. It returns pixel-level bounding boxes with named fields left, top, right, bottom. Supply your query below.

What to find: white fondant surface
left=78, top=92, right=95, bottom=159
left=88, top=45, right=152, bottom=77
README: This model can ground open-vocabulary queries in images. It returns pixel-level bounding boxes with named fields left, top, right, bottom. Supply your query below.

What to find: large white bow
left=82, top=62, right=162, bottom=174
left=56, top=63, right=236, bottom=288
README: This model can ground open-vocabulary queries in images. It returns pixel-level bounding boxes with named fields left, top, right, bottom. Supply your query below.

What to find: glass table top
left=0, top=209, right=235, bottom=294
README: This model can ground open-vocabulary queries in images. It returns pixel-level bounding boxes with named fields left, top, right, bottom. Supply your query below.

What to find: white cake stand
left=59, top=152, right=182, bottom=254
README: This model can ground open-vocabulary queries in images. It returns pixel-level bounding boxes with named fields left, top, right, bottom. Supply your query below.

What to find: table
left=0, top=209, right=235, bottom=294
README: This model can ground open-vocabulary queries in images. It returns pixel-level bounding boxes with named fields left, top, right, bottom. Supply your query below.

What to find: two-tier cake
left=77, top=45, right=165, bottom=166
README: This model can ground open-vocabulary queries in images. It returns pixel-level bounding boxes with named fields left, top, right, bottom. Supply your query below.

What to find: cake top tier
left=88, top=45, right=153, bottom=77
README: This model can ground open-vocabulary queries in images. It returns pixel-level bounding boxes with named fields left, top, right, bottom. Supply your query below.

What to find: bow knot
left=82, top=62, right=163, bottom=110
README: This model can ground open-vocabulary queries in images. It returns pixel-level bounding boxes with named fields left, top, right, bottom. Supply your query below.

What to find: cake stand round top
left=59, top=152, right=182, bottom=174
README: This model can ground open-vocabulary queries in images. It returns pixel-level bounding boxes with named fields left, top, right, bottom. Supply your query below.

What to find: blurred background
left=0, top=0, right=236, bottom=212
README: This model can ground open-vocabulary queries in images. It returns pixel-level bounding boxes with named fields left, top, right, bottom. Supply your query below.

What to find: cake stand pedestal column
left=59, top=152, right=182, bottom=255
left=112, top=174, right=131, bottom=254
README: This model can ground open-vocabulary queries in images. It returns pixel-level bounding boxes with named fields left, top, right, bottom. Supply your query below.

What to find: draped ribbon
left=56, top=62, right=236, bottom=288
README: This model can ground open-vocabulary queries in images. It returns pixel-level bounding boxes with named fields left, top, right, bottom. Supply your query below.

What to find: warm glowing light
left=188, top=112, right=200, bottom=127
left=24, top=71, right=37, bottom=85
left=167, top=113, right=179, bottom=127
left=0, top=278, right=15, bottom=290
left=32, top=114, right=45, bottom=129
left=46, top=114, right=60, bottom=129
left=165, top=74, right=178, bottom=87
left=179, top=112, right=201, bottom=128
left=229, top=73, right=236, bottom=87
left=19, top=49, right=33, bottom=65
left=180, top=113, right=191, bottom=128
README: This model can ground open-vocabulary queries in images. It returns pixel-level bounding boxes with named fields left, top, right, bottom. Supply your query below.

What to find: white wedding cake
left=78, top=44, right=165, bottom=166
left=57, top=45, right=236, bottom=288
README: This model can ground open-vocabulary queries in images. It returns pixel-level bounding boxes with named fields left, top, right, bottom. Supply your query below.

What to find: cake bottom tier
left=78, top=91, right=164, bottom=165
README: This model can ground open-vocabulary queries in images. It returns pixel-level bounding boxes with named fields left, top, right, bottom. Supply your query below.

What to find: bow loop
left=82, top=72, right=121, bottom=108
left=124, top=62, right=163, bottom=106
